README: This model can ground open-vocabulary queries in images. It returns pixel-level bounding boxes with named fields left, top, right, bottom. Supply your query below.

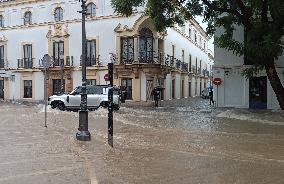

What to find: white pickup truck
left=48, top=85, right=120, bottom=111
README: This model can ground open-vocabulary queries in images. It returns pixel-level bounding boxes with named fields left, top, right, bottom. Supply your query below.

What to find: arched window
left=139, top=28, right=154, bottom=62
left=54, top=7, right=63, bottom=22
left=24, top=11, right=32, bottom=25
left=0, top=15, right=4, bottom=27
left=86, top=3, right=96, bottom=17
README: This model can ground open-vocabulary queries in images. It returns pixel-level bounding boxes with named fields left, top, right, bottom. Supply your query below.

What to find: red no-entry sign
left=213, top=78, right=222, bottom=86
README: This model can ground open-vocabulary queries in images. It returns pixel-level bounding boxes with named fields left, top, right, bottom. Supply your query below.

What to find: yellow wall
left=4, top=78, right=9, bottom=99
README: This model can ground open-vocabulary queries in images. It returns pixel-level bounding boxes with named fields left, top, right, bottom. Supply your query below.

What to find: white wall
left=34, top=72, right=44, bottom=100
left=140, top=72, right=146, bottom=101
left=214, top=26, right=244, bottom=67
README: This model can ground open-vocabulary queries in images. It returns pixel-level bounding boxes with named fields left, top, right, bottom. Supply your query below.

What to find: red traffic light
left=104, top=74, right=109, bottom=81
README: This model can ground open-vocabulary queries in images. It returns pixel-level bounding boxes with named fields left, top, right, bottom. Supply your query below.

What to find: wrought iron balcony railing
left=80, top=55, right=97, bottom=66
left=52, top=56, right=74, bottom=67
left=39, top=56, right=74, bottom=68
left=175, top=59, right=181, bottom=70
left=197, top=67, right=201, bottom=74
left=18, top=58, right=34, bottom=69
left=192, top=65, right=196, bottom=74
left=121, top=51, right=164, bottom=65
left=202, top=69, right=210, bottom=77
left=181, top=62, right=189, bottom=72
left=164, top=54, right=175, bottom=67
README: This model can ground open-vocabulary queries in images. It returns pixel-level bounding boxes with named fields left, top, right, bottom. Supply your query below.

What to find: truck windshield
left=70, top=87, right=82, bottom=95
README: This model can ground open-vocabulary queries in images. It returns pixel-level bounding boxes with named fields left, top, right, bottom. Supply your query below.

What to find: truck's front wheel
left=57, top=102, right=66, bottom=111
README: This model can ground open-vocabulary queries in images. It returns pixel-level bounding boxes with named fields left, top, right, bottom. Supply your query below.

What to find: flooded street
left=0, top=98, right=284, bottom=183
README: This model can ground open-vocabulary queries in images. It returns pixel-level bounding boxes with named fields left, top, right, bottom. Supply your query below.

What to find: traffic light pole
left=108, top=62, right=114, bottom=147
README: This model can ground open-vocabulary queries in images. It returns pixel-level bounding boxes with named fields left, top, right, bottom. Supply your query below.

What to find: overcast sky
left=195, top=16, right=214, bottom=52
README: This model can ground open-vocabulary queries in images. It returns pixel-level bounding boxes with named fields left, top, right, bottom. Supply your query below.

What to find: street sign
left=213, top=78, right=222, bottom=86
left=104, top=74, right=109, bottom=81
left=41, top=54, right=52, bottom=128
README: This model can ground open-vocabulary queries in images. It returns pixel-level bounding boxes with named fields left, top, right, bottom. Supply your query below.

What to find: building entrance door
left=188, top=82, right=191, bottom=97
left=146, top=80, right=153, bottom=101
left=53, top=79, right=65, bottom=95
left=121, top=79, right=132, bottom=100
left=249, top=76, right=267, bottom=109
left=172, top=79, right=175, bottom=99
left=0, top=80, right=4, bottom=99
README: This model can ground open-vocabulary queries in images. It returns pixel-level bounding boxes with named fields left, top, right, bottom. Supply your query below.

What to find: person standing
left=209, top=89, right=214, bottom=106
left=152, top=87, right=160, bottom=107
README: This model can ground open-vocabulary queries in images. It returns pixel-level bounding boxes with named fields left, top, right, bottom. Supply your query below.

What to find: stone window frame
left=23, top=80, right=32, bottom=98
left=54, top=7, right=64, bottom=22
left=23, top=11, right=32, bottom=25
left=0, top=14, right=4, bottom=28
left=86, top=2, right=97, bottom=17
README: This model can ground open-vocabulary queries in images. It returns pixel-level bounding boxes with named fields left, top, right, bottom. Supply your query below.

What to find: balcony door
left=121, top=37, right=134, bottom=64
left=86, top=40, right=96, bottom=66
left=121, top=79, right=132, bottom=100
left=53, top=41, right=64, bottom=66
left=139, top=28, right=154, bottom=62
left=0, top=79, right=3, bottom=99
left=0, top=46, right=4, bottom=68
left=23, top=44, right=32, bottom=68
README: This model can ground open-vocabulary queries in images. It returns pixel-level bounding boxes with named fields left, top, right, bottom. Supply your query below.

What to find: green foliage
left=241, top=66, right=264, bottom=79
left=111, top=0, right=284, bottom=72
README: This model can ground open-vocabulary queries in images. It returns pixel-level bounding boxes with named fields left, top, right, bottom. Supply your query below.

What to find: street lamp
left=76, top=0, right=91, bottom=141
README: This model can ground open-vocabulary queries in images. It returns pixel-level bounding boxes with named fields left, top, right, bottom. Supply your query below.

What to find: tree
left=111, top=0, right=284, bottom=109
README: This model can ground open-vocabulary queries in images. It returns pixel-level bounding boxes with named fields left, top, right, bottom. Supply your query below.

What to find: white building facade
left=214, top=27, right=284, bottom=110
left=0, top=0, right=212, bottom=102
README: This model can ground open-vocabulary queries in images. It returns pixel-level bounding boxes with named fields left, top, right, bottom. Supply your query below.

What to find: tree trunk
left=265, top=63, right=284, bottom=110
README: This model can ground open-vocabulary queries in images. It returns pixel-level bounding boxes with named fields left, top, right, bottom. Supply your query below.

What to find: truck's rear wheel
left=57, top=102, right=66, bottom=111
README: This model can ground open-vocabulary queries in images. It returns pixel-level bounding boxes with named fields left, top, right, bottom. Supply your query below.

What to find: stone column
left=134, top=36, right=138, bottom=62
left=154, top=37, right=159, bottom=55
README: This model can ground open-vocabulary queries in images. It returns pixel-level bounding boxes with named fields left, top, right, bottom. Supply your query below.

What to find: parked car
left=201, top=87, right=210, bottom=99
left=48, top=85, right=120, bottom=111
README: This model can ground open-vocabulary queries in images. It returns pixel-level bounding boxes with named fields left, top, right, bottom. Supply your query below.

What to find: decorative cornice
left=0, top=35, right=8, bottom=42
left=0, top=14, right=135, bottom=31
left=114, top=23, right=133, bottom=33
left=114, top=15, right=167, bottom=39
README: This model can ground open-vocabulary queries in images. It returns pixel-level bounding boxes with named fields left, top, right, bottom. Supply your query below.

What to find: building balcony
left=175, top=59, right=181, bottom=70
left=181, top=62, right=189, bottom=72
left=52, top=56, right=74, bottom=67
left=202, top=69, right=210, bottom=77
left=39, top=56, right=74, bottom=68
left=164, top=54, right=175, bottom=67
left=80, top=55, right=101, bottom=67
left=18, top=58, right=34, bottom=69
left=197, top=67, right=201, bottom=75
left=121, top=52, right=165, bottom=65
left=192, top=65, right=196, bottom=74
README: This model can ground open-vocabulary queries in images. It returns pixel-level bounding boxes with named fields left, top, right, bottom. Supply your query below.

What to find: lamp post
left=76, top=0, right=91, bottom=141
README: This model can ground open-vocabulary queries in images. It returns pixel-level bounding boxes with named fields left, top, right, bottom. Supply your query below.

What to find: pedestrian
left=151, top=87, right=160, bottom=107
left=209, top=89, right=214, bottom=106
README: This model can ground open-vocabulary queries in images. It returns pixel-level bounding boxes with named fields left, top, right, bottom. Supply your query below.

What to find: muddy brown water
left=0, top=98, right=283, bottom=184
